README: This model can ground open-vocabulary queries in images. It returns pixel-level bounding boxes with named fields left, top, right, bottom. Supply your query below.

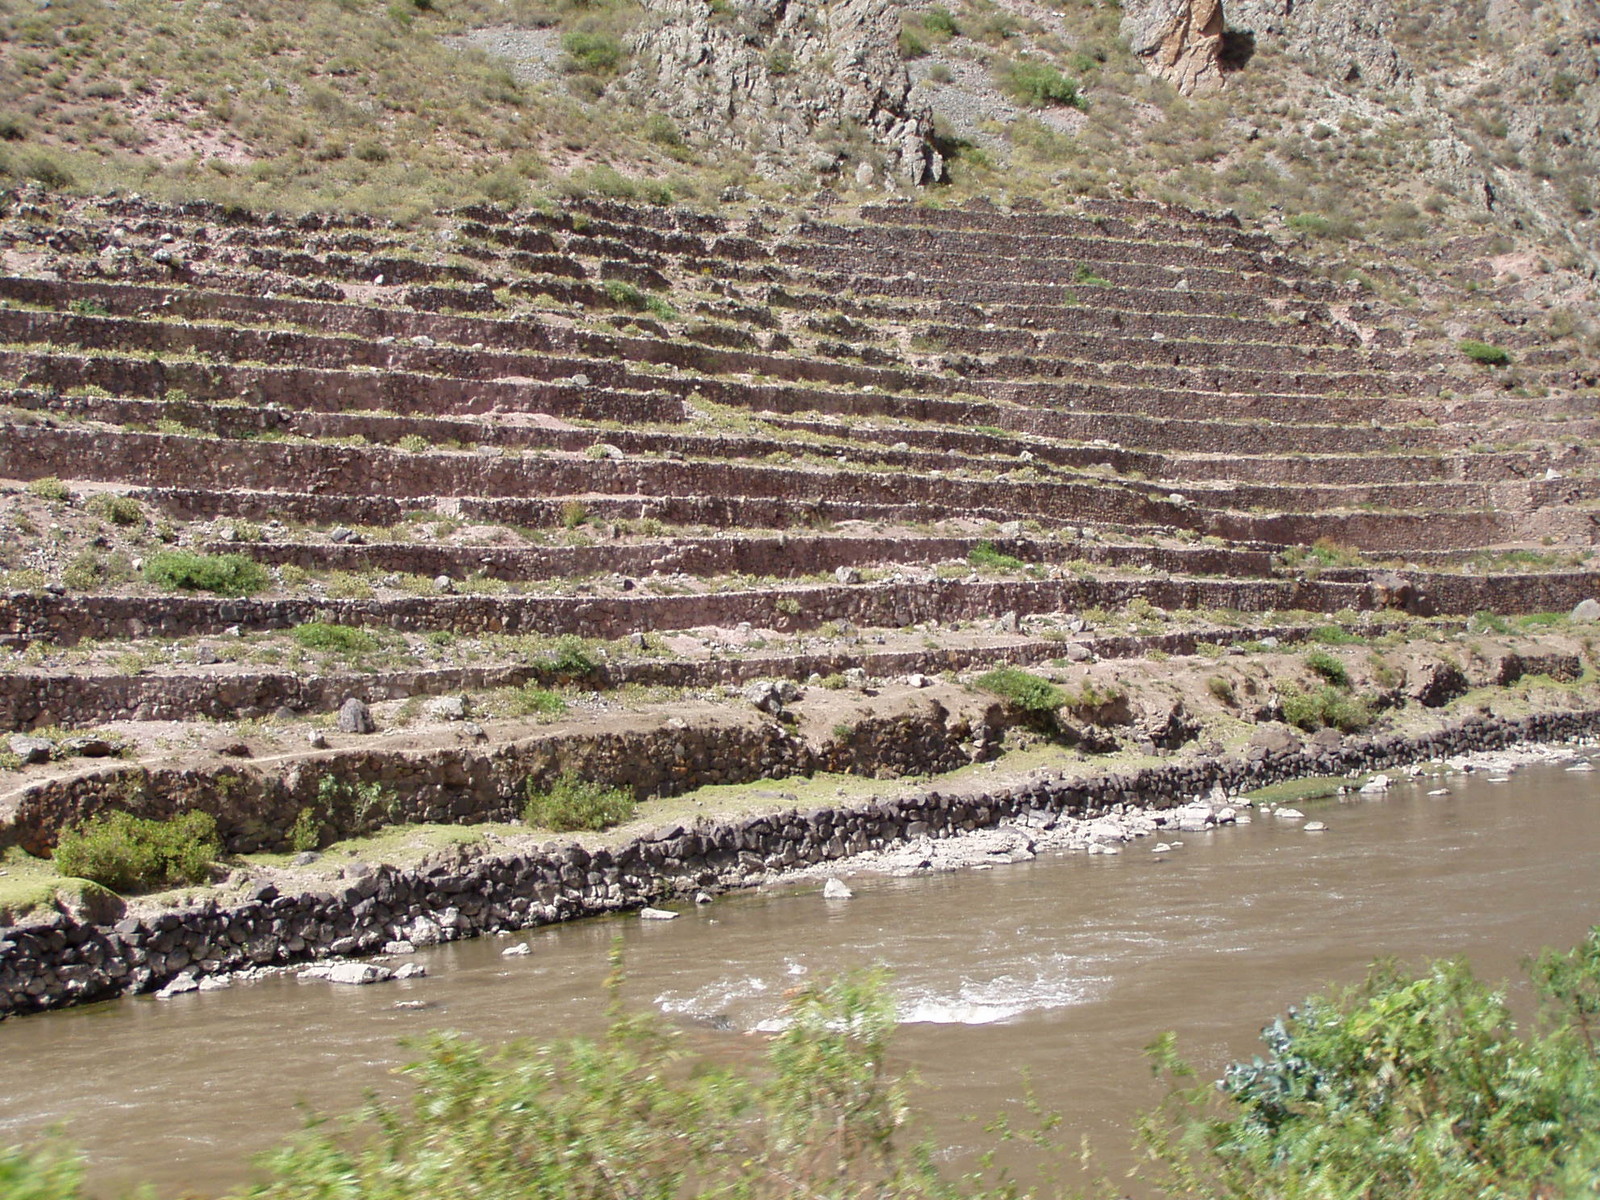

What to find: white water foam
left=660, top=955, right=1108, bottom=1031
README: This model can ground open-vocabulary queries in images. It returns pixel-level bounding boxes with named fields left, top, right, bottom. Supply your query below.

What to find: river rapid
left=2, top=749, right=1598, bottom=1197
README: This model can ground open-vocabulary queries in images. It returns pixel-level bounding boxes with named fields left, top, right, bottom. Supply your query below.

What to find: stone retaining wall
left=4, top=705, right=1596, bottom=1019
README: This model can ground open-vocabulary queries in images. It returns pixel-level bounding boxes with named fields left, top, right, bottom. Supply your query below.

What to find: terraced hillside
left=1, top=183, right=1598, bottom=870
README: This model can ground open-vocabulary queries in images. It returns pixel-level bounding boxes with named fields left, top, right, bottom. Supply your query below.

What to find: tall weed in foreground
left=238, top=960, right=995, bottom=1200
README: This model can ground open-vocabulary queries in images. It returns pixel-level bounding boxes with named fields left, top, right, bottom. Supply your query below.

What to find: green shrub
left=61, top=549, right=131, bottom=592
left=86, top=494, right=143, bottom=526
left=1279, top=684, right=1373, bottom=733
left=561, top=31, right=624, bottom=75
left=1303, top=649, right=1350, bottom=687
left=300, top=775, right=399, bottom=846
left=290, top=622, right=378, bottom=653
left=26, top=477, right=71, bottom=503
left=1143, top=928, right=1600, bottom=1198
left=1459, top=338, right=1511, bottom=366
left=898, top=24, right=930, bottom=58
left=1206, top=675, right=1236, bottom=705
left=924, top=6, right=959, bottom=35
left=508, top=686, right=568, bottom=717
left=968, top=540, right=1025, bottom=570
left=974, top=666, right=1065, bottom=712
left=540, top=635, right=597, bottom=676
left=523, top=772, right=635, bottom=831
left=142, top=551, right=269, bottom=596
left=288, top=807, right=321, bottom=853
left=1308, top=623, right=1363, bottom=645
left=996, top=59, right=1082, bottom=108
left=53, top=810, right=220, bottom=894
left=604, top=279, right=648, bottom=310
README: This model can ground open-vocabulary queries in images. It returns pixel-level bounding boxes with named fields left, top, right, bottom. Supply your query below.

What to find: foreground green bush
left=142, top=551, right=269, bottom=597
left=523, top=772, right=635, bottom=831
left=52, top=810, right=220, bottom=894
left=7, top=932, right=1600, bottom=1198
left=1141, top=927, right=1600, bottom=1198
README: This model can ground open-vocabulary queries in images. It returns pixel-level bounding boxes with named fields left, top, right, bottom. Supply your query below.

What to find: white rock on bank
left=501, top=943, right=532, bottom=957
left=822, top=878, right=854, bottom=900
left=326, top=962, right=394, bottom=986
left=639, top=907, right=678, bottom=920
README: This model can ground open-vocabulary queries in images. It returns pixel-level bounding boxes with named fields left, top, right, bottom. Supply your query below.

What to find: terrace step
left=0, top=619, right=1412, bottom=732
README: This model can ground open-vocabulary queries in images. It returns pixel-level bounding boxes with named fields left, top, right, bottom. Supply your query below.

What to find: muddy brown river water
left=2, top=752, right=1598, bottom=1197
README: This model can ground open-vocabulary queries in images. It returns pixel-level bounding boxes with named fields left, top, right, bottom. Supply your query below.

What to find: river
left=2, top=751, right=1598, bottom=1197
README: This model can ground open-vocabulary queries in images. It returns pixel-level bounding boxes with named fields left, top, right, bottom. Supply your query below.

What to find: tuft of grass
left=143, top=551, right=269, bottom=596
left=523, top=772, right=635, bottom=832
left=53, top=810, right=220, bottom=894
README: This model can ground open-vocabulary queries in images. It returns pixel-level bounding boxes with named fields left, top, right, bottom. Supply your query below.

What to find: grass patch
left=289, top=622, right=379, bottom=653
left=523, top=772, right=636, bottom=832
left=968, top=540, right=1025, bottom=570
left=52, top=810, right=220, bottom=894
left=142, top=551, right=269, bottom=597
left=1241, top=776, right=1355, bottom=806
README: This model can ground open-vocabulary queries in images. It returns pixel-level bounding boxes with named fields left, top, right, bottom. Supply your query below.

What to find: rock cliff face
left=615, top=0, right=943, bottom=188
left=1227, top=0, right=1407, bottom=87
left=1120, top=0, right=1227, bottom=95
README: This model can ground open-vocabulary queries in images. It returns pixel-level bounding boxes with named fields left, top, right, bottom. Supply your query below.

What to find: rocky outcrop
left=1227, top=0, right=1407, bottom=87
left=1120, top=0, right=1226, bottom=94
left=616, top=0, right=942, bottom=187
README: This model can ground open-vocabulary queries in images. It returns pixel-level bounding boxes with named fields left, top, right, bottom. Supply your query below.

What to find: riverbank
left=5, top=697, right=1600, bottom=1018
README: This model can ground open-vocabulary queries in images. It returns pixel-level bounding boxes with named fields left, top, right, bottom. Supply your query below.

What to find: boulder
left=425, top=695, right=470, bottom=722
left=822, top=878, right=854, bottom=899
left=1572, top=598, right=1600, bottom=622
left=1248, top=724, right=1303, bottom=756
left=639, top=907, right=678, bottom=920
left=7, top=735, right=53, bottom=765
left=337, top=697, right=376, bottom=734
left=326, top=962, right=394, bottom=986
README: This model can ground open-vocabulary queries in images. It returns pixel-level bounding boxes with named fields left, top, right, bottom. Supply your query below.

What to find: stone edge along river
left=4, top=705, right=1599, bottom=1017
